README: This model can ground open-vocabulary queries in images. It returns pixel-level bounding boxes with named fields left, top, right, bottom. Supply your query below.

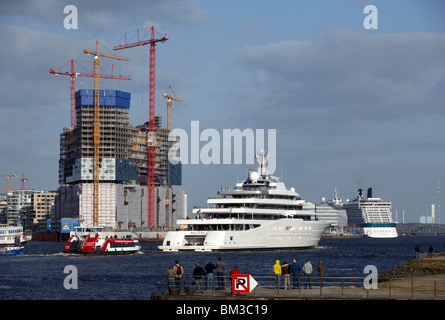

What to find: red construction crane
left=113, top=27, right=168, bottom=231
left=49, top=59, right=131, bottom=127
left=20, top=173, right=28, bottom=190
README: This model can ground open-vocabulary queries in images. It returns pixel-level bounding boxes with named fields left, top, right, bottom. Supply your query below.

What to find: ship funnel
left=358, top=188, right=363, bottom=198
left=367, top=187, right=373, bottom=198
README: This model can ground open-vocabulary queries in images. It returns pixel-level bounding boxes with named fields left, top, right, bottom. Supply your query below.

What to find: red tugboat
left=63, top=226, right=141, bottom=255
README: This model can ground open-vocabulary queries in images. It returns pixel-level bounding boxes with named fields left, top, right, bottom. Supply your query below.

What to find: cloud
left=219, top=28, right=445, bottom=212
left=0, top=25, right=80, bottom=110
left=232, top=29, right=445, bottom=134
left=0, top=0, right=210, bottom=33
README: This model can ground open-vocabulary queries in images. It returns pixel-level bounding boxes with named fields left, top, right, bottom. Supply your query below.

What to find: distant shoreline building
left=420, top=204, right=436, bottom=224
left=3, top=190, right=38, bottom=225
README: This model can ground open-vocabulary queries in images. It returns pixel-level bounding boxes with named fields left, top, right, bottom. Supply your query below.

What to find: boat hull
left=0, top=246, right=24, bottom=255
left=363, top=224, right=398, bottom=238
left=63, top=230, right=141, bottom=255
left=66, top=249, right=141, bottom=256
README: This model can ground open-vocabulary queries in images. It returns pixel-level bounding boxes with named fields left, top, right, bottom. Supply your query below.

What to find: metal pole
left=388, top=278, right=391, bottom=298
left=434, top=280, right=436, bottom=299
left=276, top=277, right=280, bottom=297
left=341, top=279, right=344, bottom=298
left=298, top=274, right=301, bottom=294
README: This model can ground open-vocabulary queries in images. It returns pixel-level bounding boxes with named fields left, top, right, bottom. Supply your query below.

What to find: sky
left=1, top=0, right=444, bottom=223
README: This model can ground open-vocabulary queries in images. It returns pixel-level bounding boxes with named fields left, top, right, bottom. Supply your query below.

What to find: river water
left=1, top=235, right=443, bottom=300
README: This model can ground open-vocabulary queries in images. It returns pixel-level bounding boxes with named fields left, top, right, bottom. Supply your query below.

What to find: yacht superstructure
left=158, top=151, right=330, bottom=251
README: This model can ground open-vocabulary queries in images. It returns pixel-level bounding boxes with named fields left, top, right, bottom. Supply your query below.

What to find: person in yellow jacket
left=272, top=260, right=281, bottom=288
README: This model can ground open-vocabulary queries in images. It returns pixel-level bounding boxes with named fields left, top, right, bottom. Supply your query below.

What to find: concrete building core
left=56, top=89, right=184, bottom=230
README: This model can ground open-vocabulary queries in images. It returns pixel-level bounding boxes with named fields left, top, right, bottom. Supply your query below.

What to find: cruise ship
left=341, top=188, right=398, bottom=238
left=158, top=150, right=330, bottom=251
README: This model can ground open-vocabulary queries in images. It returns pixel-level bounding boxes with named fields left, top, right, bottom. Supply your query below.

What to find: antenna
left=437, top=180, right=440, bottom=224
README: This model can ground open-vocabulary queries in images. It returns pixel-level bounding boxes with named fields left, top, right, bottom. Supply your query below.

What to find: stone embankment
left=379, top=252, right=445, bottom=280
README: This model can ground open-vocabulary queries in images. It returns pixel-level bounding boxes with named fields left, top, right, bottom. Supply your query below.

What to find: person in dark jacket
left=415, top=244, right=421, bottom=260
left=192, top=263, right=206, bottom=293
left=282, top=261, right=291, bottom=289
left=290, top=259, right=301, bottom=289
left=204, top=261, right=216, bottom=290
left=428, top=245, right=434, bottom=258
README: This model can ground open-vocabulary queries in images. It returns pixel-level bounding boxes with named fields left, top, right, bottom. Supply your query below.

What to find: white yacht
left=158, top=151, right=330, bottom=251
left=341, top=188, right=398, bottom=238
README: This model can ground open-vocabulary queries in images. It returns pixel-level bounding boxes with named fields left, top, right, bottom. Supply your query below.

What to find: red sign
left=232, top=274, right=258, bottom=293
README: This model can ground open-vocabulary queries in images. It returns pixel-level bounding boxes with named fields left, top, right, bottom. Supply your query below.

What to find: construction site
left=55, top=28, right=185, bottom=235
left=1, top=27, right=186, bottom=237
left=57, top=89, right=185, bottom=231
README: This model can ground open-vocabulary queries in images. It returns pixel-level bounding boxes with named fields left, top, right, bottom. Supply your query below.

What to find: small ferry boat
left=0, top=224, right=30, bottom=246
left=0, top=224, right=29, bottom=255
left=63, top=226, right=141, bottom=255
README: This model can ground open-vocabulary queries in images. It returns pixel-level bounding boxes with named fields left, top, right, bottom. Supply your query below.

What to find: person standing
left=165, top=265, right=176, bottom=289
left=229, top=265, right=240, bottom=290
left=415, top=244, right=421, bottom=260
left=216, top=257, right=226, bottom=290
left=173, top=260, right=184, bottom=290
left=428, top=245, right=434, bottom=258
left=272, top=260, right=282, bottom=288
left=229, top=265, right=240, bottom=277
left=282, top=261, right=291, bottom=289
left=204, top=261, right=216, bottom=290
left=303, top=259, right=313, bottom=289
left=290, top=259, right=301, bottom=289
left=192, top=263, right=205, bottom=293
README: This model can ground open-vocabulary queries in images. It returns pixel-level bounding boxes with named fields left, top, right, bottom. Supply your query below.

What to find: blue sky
left=1, top=0, right=444, bottom=223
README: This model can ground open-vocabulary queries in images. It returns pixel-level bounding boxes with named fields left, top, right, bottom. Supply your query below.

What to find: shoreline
left=153, top=253, right=445, bottom=300
left=379, top=252, right=445, bottom=280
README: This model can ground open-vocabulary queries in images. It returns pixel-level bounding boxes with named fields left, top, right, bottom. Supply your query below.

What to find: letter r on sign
left=232, top=274, right=258, bottom=293
left=233, top=275, right=249, bottom=293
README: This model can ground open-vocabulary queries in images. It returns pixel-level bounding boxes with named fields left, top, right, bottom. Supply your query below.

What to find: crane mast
left=114, top=27, right=168, bottom=230
left=84, top=41, right=129, bottom=226
left=164, top=85, right=182, bottom=131
left=0, top=170, right=18, bottom=192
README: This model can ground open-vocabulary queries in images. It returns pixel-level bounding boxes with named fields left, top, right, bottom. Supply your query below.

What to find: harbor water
left=0, top=235, right=444, bottom=300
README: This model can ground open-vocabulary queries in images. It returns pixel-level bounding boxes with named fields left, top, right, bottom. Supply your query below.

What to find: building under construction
left=56, top=89, right=184, bottom=230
